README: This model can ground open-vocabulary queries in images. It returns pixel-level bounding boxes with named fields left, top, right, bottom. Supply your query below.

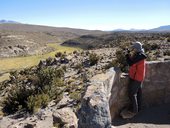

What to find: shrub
left=163, top=50, right=170, bottom=56
left=27, top=93, right=50, bottom=113
left=167, top=37, right=170, bottom=42
left=9, top=71, right=18, bottom=81
left=74, top=63, right=83, bottom=72
left=2, top=66, right=65, bottom=114
left=55, top=52, right=62, bottom=58
left=87, top=44, right=94, bottom=49
left=73, top=50, right=78, bottom=54
left=104, top=59, right=117, bottom=69
left=61, top=65, right=67, bottom=72
left=150, top=44, right=159, bottom=50
left=104, top=42, right=129, bottom=72
left=68, top=83, right=84, bottom=104
left=27, top=75, right=40, bottom=85
left=67, top=78, right=75, bottom=85
left=85, top=51, right=90, bottom=56
left=2, top=85, right=33, bottom=114
left=43, top=78, right=64, bottom=99
left=37, top=67, right=64, bottom=89
left=37, top=67, right=65, bottom=101
left=70, top=91, right=81, bottom=102
left=114, top=49, right=128, bottom=72
left=146, top=54, right=157, bottom=61
left=46, top=57, right=53, bottom=65
left=143, top=43, right=160, bottom=52
left=89, top=53, right=99, bottom=66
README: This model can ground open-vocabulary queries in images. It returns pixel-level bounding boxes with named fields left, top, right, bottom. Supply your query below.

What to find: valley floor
left=0, top=43, right=81, bottom=82
left=112, top=103, right=170, bottom=128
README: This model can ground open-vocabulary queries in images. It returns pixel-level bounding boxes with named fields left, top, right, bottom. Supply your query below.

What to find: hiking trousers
left=128, top=78, right=142, bottom=113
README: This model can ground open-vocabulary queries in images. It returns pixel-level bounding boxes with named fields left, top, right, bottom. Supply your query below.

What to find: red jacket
left=126, top=52, right=147, bottom=82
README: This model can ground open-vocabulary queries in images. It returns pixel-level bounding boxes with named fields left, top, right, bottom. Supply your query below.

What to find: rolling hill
left=0, top=23, right=106, bottom=57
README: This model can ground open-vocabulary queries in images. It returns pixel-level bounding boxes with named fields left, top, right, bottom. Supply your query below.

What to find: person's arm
left=126, top=54, right=134, bottom=66
left=126, top=53, right=147, bottom=66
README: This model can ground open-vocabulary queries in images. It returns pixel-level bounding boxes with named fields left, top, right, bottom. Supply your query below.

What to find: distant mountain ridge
left=1, top=20, right=170, bottom=32
left=149, top=25, right=170, bottom=32
left=113, top=25, right=170, bottom=32
left=113, top=29, right=146, bottom=32
left=0, top=20, right=20, bottom=24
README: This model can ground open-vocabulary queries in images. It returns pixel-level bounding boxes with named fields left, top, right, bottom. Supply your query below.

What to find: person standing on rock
left=121, top=41, right=147, bottom=119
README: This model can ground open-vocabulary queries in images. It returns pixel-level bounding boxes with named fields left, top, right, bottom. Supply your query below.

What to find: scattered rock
left=53, top=107, right=78, bottom=128
left=24, top=123, right=35, bottom=128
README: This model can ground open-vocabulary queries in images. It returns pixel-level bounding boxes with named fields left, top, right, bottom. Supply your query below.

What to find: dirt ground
left=112, top=103, right=170, bottom=128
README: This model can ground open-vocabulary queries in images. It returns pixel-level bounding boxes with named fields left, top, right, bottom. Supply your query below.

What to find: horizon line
left=0, top=20, right=170, bottom=31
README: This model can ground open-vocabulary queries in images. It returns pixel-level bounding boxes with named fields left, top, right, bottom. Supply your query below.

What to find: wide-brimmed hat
left=132, top=41, right=144, bottom=53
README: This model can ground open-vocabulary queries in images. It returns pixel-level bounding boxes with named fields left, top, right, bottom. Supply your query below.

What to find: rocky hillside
left=62, top=32, right=170, bottom=61
left=0, top=23, right=170, bottom=128
left=0, top=48, right=117, bottom=128
left=1, top=24, right=170, bottom=58
left=0, top=40, right=170, bottom=127
left=0, top=48, right=169, bottom=128
left=62, top=32, right=170, bottom=49
left=0, top=24, right=106, bottom=57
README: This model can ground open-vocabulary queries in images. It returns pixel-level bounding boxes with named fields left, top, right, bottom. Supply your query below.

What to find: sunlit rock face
left=78, top=67, right=118, bottom=128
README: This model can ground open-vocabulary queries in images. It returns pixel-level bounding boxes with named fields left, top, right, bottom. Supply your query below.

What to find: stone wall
left=110, top=60, right=170, bottom=120
left=143, top=61, right=170, bottom=106
left=78, top=61, right=170, bottom=127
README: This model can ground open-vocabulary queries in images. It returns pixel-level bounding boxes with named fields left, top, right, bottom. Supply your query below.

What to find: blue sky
left=1, top=0, right=170, bottom=30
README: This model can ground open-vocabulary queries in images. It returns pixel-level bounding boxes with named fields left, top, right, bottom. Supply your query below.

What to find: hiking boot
left=120, top=110, right=137, bottom=119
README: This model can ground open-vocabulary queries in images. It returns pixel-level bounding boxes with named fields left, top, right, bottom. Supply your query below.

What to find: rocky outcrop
left=78, top=61, right=170, bottom=127
left=78, top=67, right=119, bottom=128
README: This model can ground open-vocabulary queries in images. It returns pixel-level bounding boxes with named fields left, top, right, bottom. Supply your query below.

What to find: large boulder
left=78, top=68, right=120, bottom=128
